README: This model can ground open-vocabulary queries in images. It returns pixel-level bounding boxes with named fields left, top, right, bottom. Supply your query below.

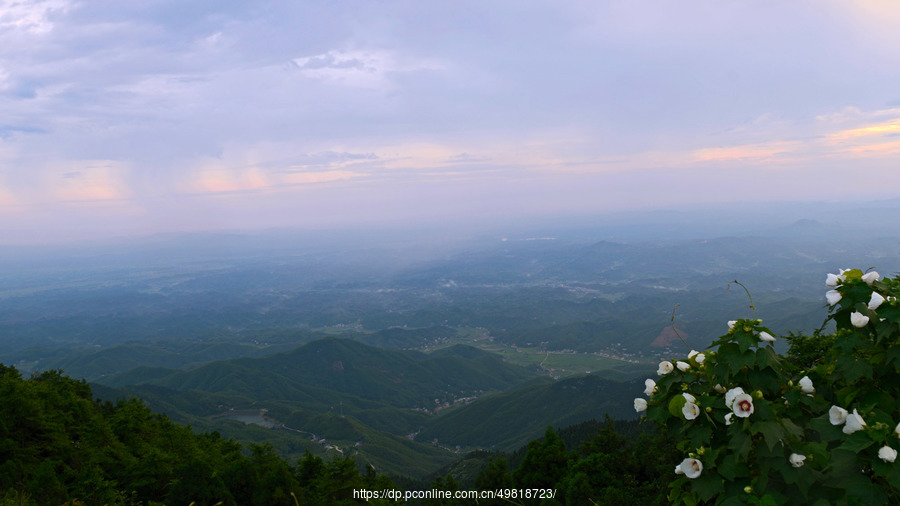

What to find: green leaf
left=718, top=496, right=745, bottom=506
left=716, top=453, right=744, bottom=481
left=690, top=471, right=724, bottom=502
left=806, top=441, right=830, bottom=468
left=755, top=346, right=781, bottom=371
left=669, top=394, right=688, bottom=418
left=685, top=424, right=713, bottom=449
left=835, top=353, right=873, bottom=382
left=836, top=473, right=888, bottom=505
left=886, top=345, right=900, bottom=368
left=782, top=418, right=805, bottom=439
left=735, top=332, right=758, bottom=353
left=828, top=449, right=859, bottom=477
left=839, top=431, right=875, bottom=453
left=872, top=458, right=900, bottom=490
left=728, top=430, right=753, bottom=460
left=751, top=421, right=786, bottom=451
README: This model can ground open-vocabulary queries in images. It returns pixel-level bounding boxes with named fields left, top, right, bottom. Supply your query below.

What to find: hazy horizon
left=2, top=1, right=900, bottom=243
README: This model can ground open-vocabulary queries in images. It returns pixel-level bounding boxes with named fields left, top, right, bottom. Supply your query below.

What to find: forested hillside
left=0, top=364, right=398, bottom=505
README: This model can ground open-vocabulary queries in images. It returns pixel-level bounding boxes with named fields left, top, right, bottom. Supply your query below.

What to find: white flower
left=798, top=376, right=815, bottom=394
left=843, top=409, right=866, bottom=434
left=869, top=292, right=885, bottom=310
left=879, top=446, right=898, bottom=463
left=657, top=361, right=674, bottom=375
left=725, top=387, right=745, bottom=409
left=732, top=393, right=755, bottom=418
left=727, top=320, right=737, bottom=329
left=724, top=412, right=734, bottom=425
left=862, top=271, right=880, bottom=286
left=688, top=350, right=706, bottom=364
left=644, top=378, right=657, bottom=396
left=851, top=311, right=870, bottom=328
left=678, top=458, right=703, bottom=479
left=829, top=406, right=848, bottom=426
left=676, top=361, right=691, bottom=372
left=713, top=384, right=726, bottom=393
left=759, top=331, right=776, bottom=343
left=674, top=465, right=684, bottom=475
left=682, top=402, right=701, bottom=420
left=826, top=290, right=842, bottom=306
left=682, top=392, right=696, bottom=403
left=895, top=422, right=900, bottom=437
left=789, top=453, right=806, bottom=468
left=634, top=398, right=648, bottom=412
left=826, top=273, right=842, bottom=286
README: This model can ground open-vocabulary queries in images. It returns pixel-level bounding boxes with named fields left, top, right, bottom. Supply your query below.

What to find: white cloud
left=0, top=0, right=72, bottom=34
left=289, top=49, right=445, bottom=90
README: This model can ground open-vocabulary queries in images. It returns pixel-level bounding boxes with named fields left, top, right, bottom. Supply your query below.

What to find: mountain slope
left=418, top=375, right=640, bottom=451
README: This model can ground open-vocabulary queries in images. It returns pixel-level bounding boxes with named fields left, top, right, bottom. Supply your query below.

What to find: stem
left=670, top=304, right=691, bottom=350
left=728, top=280, right=756, bottom=320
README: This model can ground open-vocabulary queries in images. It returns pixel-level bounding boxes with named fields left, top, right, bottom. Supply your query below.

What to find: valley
left=2, top=212, right=900, bottom=480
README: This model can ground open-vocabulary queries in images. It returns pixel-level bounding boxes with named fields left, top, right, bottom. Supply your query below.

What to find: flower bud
left=744, top=486, right=753, bottom=494
left=754, top=390, right=764, bottom=399
left=705, top=407, right=712, bottom=413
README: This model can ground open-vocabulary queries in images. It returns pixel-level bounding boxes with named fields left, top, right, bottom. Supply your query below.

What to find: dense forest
left=0, top=363, right=676, bottom=505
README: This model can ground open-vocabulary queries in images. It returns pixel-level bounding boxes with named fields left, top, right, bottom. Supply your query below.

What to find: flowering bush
left=635, top=269, right=900, bottom=504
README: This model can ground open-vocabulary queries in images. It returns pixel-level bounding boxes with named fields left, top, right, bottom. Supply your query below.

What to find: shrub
left=636, top=269, right=900, bottom=505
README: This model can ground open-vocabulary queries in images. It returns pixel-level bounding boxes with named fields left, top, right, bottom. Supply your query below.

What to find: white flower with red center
left=732, top=393, right=755, bottom=418
left=657, top=361, right=674, bottom=375
left=725, top=387, right=745, bottom=409
left=682, top=401, right=701, bottom=420
left=678, top=458, right=703, bottom=479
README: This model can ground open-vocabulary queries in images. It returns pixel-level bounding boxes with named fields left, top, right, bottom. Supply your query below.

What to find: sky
left=2, top=0, right=900, bottom=243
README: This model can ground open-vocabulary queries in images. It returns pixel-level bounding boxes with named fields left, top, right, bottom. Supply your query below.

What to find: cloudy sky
left=2, top=0, right=899, bottom=242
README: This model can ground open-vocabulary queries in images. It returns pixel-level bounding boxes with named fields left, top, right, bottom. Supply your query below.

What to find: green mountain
left=121, top=338, right=534, bottom=409
left=418, top=375, right=640, bottom=451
